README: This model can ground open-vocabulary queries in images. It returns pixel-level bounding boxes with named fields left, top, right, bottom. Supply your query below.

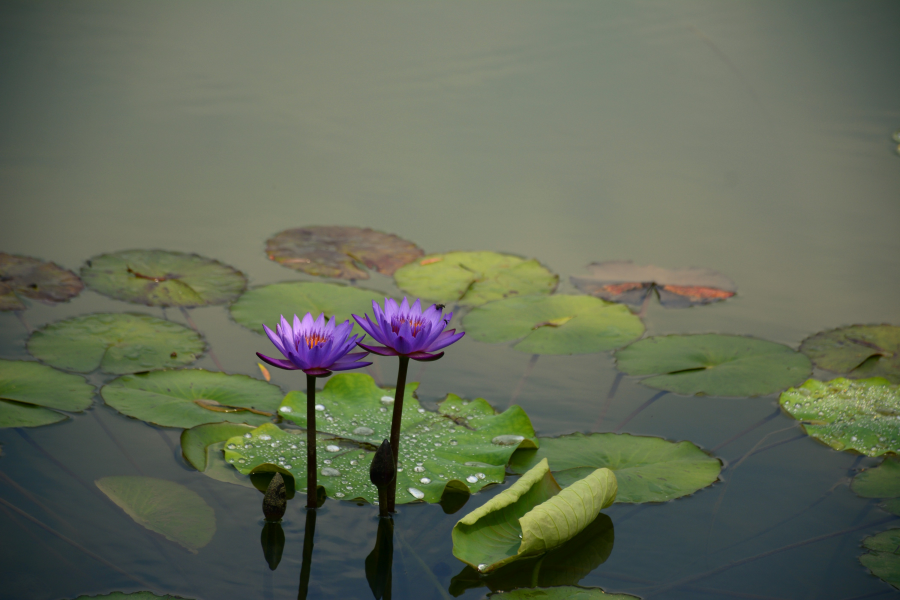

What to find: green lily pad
left=486, top=587, right=638, bottom=600
left=28, top=313, right=205, bottom=374
left=570, top=261, right=736, bottom=308
left=81, top=250, right=246, bottom=307
left=509, top=432, right=721, bottom=503
left=72, top=593, right=195, bottom=600
left=96, top=476, right=215, bottom=553
left=779, top=377, right=900, bottom=457
left=884, top=499, right=900, bottom=516
left=394, top=251, right=558, bottom=307
left=101, top=369, right=283, bottom=429
left=0, top=360, right=94, bottom=428
left=0, top=253, right=84, bottom=311
left=449, top=514, right=615, bottom=595
left=452, top=459, right=616, bottom=573
left=860, top=529, right=900, bottom=589
left=800, top=325, right=900, bottom=384
left=615, top=334, right=812, bottom=397
left=181, top=422, right=256, bottom=488
left=229, top=281, right=383, bottom=337
left=224, top=372, right=538, bottom=504
left=852, top=456, right=900, bottom=498
left=266, top=226, right=424, bottom=279
left=463, top=295, right=644, bottom=355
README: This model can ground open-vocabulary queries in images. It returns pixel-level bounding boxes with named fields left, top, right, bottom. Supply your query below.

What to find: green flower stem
left=306, top=374, right=318, bottom=509
left=387, top=356, right=410, bottom=513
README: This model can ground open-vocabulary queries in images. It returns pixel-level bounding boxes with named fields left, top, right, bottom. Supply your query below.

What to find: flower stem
left=387, top=356, right=410, bottom=513
left=306, top=374, right=318, bottom=509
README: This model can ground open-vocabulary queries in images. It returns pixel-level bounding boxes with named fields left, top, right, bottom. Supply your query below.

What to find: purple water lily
left=353, top=297, right=464, bottom=361
left=257, top=313, right=372, bottom=377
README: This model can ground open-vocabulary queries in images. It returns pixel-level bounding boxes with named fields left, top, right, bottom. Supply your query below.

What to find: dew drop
left=259, top=434, right=272, bottom=441
left=851, top=436, right=858, bottom=441
left=417, top=408, right=425, bottom=413
left=353, top=426, right=375, bottom=436
left=420, top=477, right=431, bottom=484
left=381, top=395, right=394, bottom=404
left=414, top=466, right=426, bottom=473
left=434, top=443, right=442, bottom=447
left=466, top=475, right=478, bottom=484
left=492, top=435, right=525, bottom=446
left=350, top=460, right=358, bottom=466
left=477, top=564, right=487, bottom=573
left=335, top=492, right=345, bottom=498
left=284, top=464, right=292, bottom=469
left=476, top=473, right=486, bottom=480
left=244, top=433, right=252, bottom=439
left=408, top=487, right=425, bottom=500
left=321, top=467, right=341, bottom=477
left=323, top=459, right=332, bottom=464
left=279, top=406, right=293, bottom=413
left=450, top=440, right=458, bottom=446
left=326, top=445, right=341, bottom=452
left=226, top=443, right=236, bottom=449
left=315, top=404, right=325, bottom=411
left=465, top=461, right=492, bottom=468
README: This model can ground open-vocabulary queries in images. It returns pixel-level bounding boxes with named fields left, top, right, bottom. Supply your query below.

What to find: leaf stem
left=594, top=371, right=624, bottom=429
left=179, top=306, right=224, bottom=372
left=614, top=390, right=667, bottom=433
left=14, top=310, right=31, bottom=333
left=387, top=356, right=410, bottom=513
left=509, top=354, right=539, bottom=408
left=306, top=374, right=318, bottom=509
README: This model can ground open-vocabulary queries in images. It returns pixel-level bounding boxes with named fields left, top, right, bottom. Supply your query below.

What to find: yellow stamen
left=302, top=332, right=328, bottom=349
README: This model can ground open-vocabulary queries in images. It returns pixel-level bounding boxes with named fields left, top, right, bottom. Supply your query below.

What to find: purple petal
left=314, top=313, right=326, bottom=329
left=293, top=314, right=304, bottom=336
left=334, top=351, right=370, bottom=363
left=329, top=361, right=373, bottom=371
left=333, top=320, right=353, bottom=344
left=256, top=352, right=301, bottom=370
left=410, top=298, right=422, bottom=315
left=303, top=367, right=332, bottom=377
left=280, top=316, right=295, bottom=350
left=353, top=314, right=380, bottom=340
left=426, top=330, right=465, bottom=352
left=357, top=342, right=400, bottom=356
left=408, top=351, right=444, bottom=362
left=301, top=313, right=315, bottom=330
left=324, top=315, right=336, bottom=336
left=395, top=321, right=415, bottom=354
left=384, top=298, right=399, bottom=317
left=399, top=297, right=410, bottom=314
left=263, top=324, right=287, bottom=356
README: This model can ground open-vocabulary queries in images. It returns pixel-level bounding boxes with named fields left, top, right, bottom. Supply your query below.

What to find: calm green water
left=1, top=2, right=899, bottom=599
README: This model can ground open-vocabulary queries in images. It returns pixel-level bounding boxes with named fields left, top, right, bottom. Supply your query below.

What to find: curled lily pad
left=81, top=250, right=246, bottom=307
left=101, top=369, right=283, bottom=429
left=509, top=432, right=720, bottom=503
left=229, top=281, right=383, bottom=337
left=0, top=253, right=83, bottom=311
left=852, top=456, right=900, bottom=498
left=95, top=476, right=215, bottom=553
left=224, top=372, right=537, bottom=504
left=0, top=360, right=94, bottom=428
left=451, top=459, right=616, bottom=573
left=779, top=377, right=900, bottom=457
left=800, top=325, right=900, bottom=383
left=571, top=261, right=736, bottom=308
left=485, top=588, right=638, bottom=600
left=266, top=226, right=424, bottom=279
left=463, top=295, right=644, bottom=355
left=394, top=251, right=558, bottom=307
left=449, top=515, right=615, bottom=595
left=28, top=313, right=205, bottom=374
left=181, top=422, right=256, bottom=488
left=860, top=529, right=900, bottom=589
left=615, top=334, right=812, bottom=397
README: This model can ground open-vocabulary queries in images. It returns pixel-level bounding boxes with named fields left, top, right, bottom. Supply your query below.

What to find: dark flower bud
left=263, top=472, right=287, bottom=521
left=369, top=439, right=395, bottom=489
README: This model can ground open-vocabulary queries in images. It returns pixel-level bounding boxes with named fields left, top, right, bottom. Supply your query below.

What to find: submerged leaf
left=224, top=373, right=537, bottom=504
left=509, top=432, right=720, bottom=503
left=860, top=529, right=900, bottom=589
left=394, top=251, right=558, bottom=307
left=615, top=334, right=811, bottom=397
left=571, top=261, right=735, bottom=308
left=0, top=360, right=94, bottom=428
left=452, top=459, right=616, bottom=573
left=81, top=250, right=246, bottom=307
left=780, top=377, right=900, bottom=457
left=463, top=295, right=644, bottom=355
left=0, top=253, right=83, bottom=311
left=95, top=476, right=216, bottom=553
left=800, top=324, right=900, bottom=384
left=852, top=456, right=900, bottom=498
left=28, top=313, right=205, bottom=374
left=266, top=226, right=424, bottom=279
left=101, top=369, right=283, bottom=429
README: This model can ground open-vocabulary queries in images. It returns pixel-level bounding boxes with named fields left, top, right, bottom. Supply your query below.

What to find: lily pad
left=394, top=251, right=558, bottom=307
left=229, top=281, right=383, bottom=337
left=0, top=253, right=83, bottom=311
left=800, top=325, right=900, bottom=384
left=852, top=457, right=900, bottom=498
left=181, top=422, right=256, bottom=488
left=72, top=594, right=195, bottom=600
left=452, top=459, right=616, bottom=573
left=486, top=587, right=638, bottom=600
left=463, top=295, right=644, bottom=355
left=449, top=514, right=615, bottom=595
left=96, top=476, right=215, bottom=553
left=570, top=260, right=736, bottom=308
left=0, top=360, right=94, bottom=428
left=28, top=313, right=205, bottom=374
left=615, top=334, right=812, bottom=397
left=860, top=529, right=900, bottom=589
left=509, top=432, right=720, bottom=503
left=224, top=372, right=538, bottom=504
left=779, top=377, right=900, bottom=457
left=101, top=369, right=283, bottom=429
left=81, top=250, right=246, bottom=307
left=266, top=226, right=424, bottom=279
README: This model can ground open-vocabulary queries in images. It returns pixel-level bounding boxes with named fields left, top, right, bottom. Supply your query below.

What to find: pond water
left=1, top=2, right=900, bottom=599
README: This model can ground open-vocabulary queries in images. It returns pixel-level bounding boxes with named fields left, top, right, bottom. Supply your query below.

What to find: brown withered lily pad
left=266, top=226, right=424, bottom=280
left=81, top=250, right=246, bottom=308
left=800, top=324, right=900, bottom=383
left=570, top=261, right=736, bottom=308
left=0, top=253, right=83, bottom=311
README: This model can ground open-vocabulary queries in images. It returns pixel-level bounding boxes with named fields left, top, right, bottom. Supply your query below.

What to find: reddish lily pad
left=800, top=325, right=900, bottom=383
left=81, top=250, right=246, bottom=308
left=266, top=226, right=424, bottom=280
left=0, top=253, right=83, bottom=311
left=571, top=261, right=736, bottom=308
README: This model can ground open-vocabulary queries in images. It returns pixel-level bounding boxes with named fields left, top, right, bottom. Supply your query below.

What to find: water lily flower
left=353, top=298, right=464, bottom=361
left=257, top=313, right=372, bottom=376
